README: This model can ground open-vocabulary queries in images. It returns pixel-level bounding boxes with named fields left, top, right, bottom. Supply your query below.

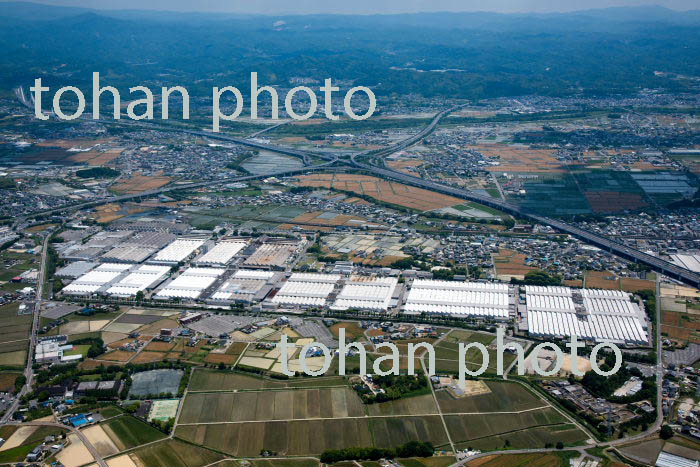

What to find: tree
left=135, top=290, right=144, bottom=303
left=556, top=441, right=564, bottom=450
left=660, top=425, right=674, bottom=440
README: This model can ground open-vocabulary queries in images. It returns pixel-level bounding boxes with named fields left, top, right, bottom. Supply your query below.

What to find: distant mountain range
left=0, top=1, right=698, bottom=100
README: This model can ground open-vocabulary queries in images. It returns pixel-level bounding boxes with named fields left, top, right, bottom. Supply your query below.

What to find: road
left=14, top=110, right=700, bottom=288
left=348, top=106, right=700, bottom=289
left=1, top=230, right=52, bottom=424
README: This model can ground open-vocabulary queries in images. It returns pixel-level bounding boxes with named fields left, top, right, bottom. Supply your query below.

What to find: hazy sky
left=10, top=0, right=700, bottom=14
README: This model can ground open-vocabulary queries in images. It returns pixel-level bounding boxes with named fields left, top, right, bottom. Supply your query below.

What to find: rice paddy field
left=176, top=371, right=588, bottom=456
left=127, top=438, right=224, bottom=467
left=295, top=173, right=464, bottom=211
left=432, top=330, right=518, bottom=374
left=0, top=302, right=31, bottom=367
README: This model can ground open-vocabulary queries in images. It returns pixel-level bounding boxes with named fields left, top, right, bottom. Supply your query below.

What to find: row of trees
left=319, top=441, right=434, bottom=463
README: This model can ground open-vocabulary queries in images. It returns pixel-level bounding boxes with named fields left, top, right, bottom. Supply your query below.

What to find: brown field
left=144, top=341, right=176, bottom=352
left=203, top=353, right=238, bottom=365
left=68, top=147, right=124, bottom=166
left=139, top=319, right=180, bottom=336
left=662, top=311, right=700, bottom=343
left=26, top=223, right=58, bottom=232
left=584, top=191, right=647, bottom=213
left=0, top=372, right=20, bottom=392
left=79, top=359, right=123, bottom=370
left=493, top=249, right=536, bottom=279
left=99, top=350, right=135, bottom=362
left=295, top=173, right=463, bottom=211
left=226, top=342, right=249, bottom=355
left=467, top=453, right=564, bottom=467
left=131, top=351, right=167, bottom=364
left=93, top=203, right=150, bottom=224
left=470, top=145, right=564, bottom=173
left=585, top=271, right=620, bottom=290
left=111, top=174, right=173, bottom=194
left=619, top=277, right=655, bottom=293
left=329, top=322, right=365, bottom=341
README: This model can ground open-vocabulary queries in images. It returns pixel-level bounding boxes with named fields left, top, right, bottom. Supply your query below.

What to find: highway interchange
left=3, top=103, right=690, bottom=464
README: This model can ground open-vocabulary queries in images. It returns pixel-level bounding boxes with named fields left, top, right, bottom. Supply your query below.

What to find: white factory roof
left=94, top=263, right=132, bottom=273
left=271, top=273, right=341, bottom=307
left=524, top=285, right=572, bottom=297
left=210, top=269, right=275, bottom=301
left=55, top=261, right=98, bottom=278
left=526, top=294, right=576, bottom=312
left=528, top=311, right=648, bottom=344
left=196, top=241, right=247, bottom=265
left=671, top=254, right=700, bottom=273
left=150, top=238, right=205, bottom=263
left=61, top=265, right=125, bottom=295
left=287, top=273, right=342, bottom=283
left=402, top=280, right=511, bottom=319
left=105, top=265, right=170, bottom=297
left=403, top=303, right=510, bottom=319
left=524, top=286, right=648, bottom=345
left=331, top=276, right=398, bottom=311
left=233, top=269, right=275, bottom=280
left=155, top=267, right=225, bottom=300
left=412, top=279, right=509, bottom=293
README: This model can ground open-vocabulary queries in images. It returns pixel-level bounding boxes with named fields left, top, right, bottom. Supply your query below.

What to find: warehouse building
left=331, top=275, right=399, bottom=312
left=55, top=261, right=98, bottom=279
left=243, top=240, right=301, bottom=270
left=524, top=286, right=649, bottom=345
left=271, top=273, right=341, bottom=308
left=155, top=267, right=225, bottom=300
left=61, top=263, right=131, bottom=295
left=195, top=240, right=248, bottom=266
left=402, top=280, right=512, bottom=319
left=209, top=269, right=277, bottom=303
left=148, top=238, right=206, bottom=265
left=105, top=264, right=170, bottom=297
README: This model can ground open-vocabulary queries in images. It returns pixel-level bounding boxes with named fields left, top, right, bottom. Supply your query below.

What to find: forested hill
left=0, top=2, right=699, bottom=99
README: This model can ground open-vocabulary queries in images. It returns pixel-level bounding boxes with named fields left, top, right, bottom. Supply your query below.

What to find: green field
left=0, top=251, right=38, bottom=292
left=188, top=369, right=346, bottom=392
left=104, top=416, right=166, bottom=448
left=432, top=330, right=516, bottom=373
left=131, top=439, right=224, bottom=467
left=176, top=418, right=374, bottom=457
left=179, top=387, right=365, bottom=424
left=0, top=302, right=31, bottom=367
left=0, top=426, right=65, bottom=463
left=177, top=374, right=590, bottom=456
left=435, top=381, right=544, bottom=413
left=365, top=394, right=438, bottom=416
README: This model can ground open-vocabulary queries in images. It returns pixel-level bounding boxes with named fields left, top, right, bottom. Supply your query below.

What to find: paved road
left=14, top=110, right=700, bottom=288
left=1, top=230, right=52, bottom=424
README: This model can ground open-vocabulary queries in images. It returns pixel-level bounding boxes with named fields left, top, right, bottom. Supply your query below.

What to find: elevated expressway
left=19, top=111, right=700, bottom=288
